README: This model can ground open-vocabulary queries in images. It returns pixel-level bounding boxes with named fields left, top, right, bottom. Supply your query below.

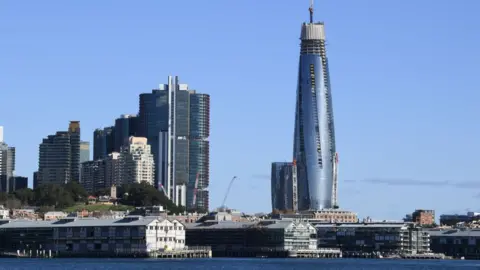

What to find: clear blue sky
left=1, top=0, right=479, bottom=220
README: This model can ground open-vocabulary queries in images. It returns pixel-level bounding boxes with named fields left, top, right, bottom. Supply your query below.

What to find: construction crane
left=192, top=173, right=200, bottom=207
left=221, top=176, right=237, bottom=210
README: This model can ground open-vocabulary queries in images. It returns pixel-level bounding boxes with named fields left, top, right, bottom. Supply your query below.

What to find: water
left=0, top=258, right=478, bottom=270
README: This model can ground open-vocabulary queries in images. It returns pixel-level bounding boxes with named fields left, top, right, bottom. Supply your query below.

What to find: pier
left=289, top=248, right=342, bottom=258
left=152, top=246, right=212, bottom=259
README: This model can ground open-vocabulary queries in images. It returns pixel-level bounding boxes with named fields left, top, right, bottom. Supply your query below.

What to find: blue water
left=0, top=258, right=478, bottom=269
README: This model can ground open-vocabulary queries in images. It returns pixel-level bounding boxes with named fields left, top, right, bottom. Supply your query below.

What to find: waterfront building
left=429, top=229, right=480, bottom=259
left=44, top=211, right=68, bottom=221
left=80, top=160, right=106, bottom=194
left=0, top=133, right=15, bottom=193
left=93, top=127, right=115, bottom=160
left=114, top=114, right=138, bottom=152
left=292, top=3, right=338, bottom=210
left=138, top=76, right=210, bottom=210
left=119, top=137, right=154, bottom=186
left=185, top=219, right=317, bottom=257
left=271, top=161, right=298, bottom=213
left=80, top=141, right=90, bottom=163
left=37, top=121, right=81, bottom=185
left=0, top=216, right=186, bottom=256
left=315, top=222, right=430, bottom=255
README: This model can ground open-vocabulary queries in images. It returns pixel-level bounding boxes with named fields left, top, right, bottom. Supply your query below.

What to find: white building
left=44, top=211, right=67, bottom=221
left=120, top=137, right=154, bottom=186
left=0, top=206, right=9, bottom=219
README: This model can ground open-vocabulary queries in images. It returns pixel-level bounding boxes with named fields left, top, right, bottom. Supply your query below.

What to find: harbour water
left=0, top=258, right=478, bottom=270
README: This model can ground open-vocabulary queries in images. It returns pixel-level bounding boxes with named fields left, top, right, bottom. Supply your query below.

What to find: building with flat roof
left=0, top=216, right=185, bottom=256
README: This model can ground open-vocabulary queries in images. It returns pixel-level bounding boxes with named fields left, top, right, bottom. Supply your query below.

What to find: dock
left=152, top=246, right=212, bottom=259
left=289, top=248, right=342, bottom=258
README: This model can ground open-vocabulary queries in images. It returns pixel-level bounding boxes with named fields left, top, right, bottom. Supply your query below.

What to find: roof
left=185, top=220, right=297, bottom=230
left=315, top=223, right=407, bottom=229
left=427, top=229, right=480, bottom=237
left=0, top=216, right=172, bottom=229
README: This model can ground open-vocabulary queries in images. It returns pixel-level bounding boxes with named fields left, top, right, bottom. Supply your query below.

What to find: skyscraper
left=93, top=127, right=115, bottom=160
left=114, top=114, right=138, bottom=152
left=0, top=127, right=15, bottom=193
left=38, top=121, right=81, bottom=186
left=293, top=3, right=338, bottom=210
left=119, top=137, right=154, bottom=186
left=271, top=162, right=298, bottom=213
left=138, top=76, right=210, bottom=210
left=80, top=141, right=90, bottom=163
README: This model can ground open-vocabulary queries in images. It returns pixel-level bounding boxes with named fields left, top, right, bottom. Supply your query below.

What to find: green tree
left=121, top=182, right=184, bottom=214
left=64, top=181, right=88, bottom=202
left=34, top=184, right=75, bottom=209
left=13, top=188, right=35, bottom=206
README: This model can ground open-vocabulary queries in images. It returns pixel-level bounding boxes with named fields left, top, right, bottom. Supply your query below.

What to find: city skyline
left=2, top=1, right=480, bottom=219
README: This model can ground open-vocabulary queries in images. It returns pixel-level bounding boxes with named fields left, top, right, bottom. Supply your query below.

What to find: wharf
left=289, top=248, right=342, bottom=258
left=152, top=247, right=212, bottom=259
left=400, top=253, right=445, bottom=260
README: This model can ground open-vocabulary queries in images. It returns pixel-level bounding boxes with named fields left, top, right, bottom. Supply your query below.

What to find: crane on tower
left=220, top=176, right=237, bottom=211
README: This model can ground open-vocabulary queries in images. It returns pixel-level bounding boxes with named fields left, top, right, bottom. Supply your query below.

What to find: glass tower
left=293, top=5, right=337, bottom=210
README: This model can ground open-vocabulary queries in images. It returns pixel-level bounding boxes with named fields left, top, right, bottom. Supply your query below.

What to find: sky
left=1, top=0, right=480, bottom=220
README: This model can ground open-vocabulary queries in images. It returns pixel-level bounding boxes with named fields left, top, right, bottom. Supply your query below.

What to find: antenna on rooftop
left=309, top=0, right=314, bottom=23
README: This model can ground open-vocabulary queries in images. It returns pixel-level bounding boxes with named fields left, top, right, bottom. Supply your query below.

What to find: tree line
left=0, top=181, right=185, bottom=214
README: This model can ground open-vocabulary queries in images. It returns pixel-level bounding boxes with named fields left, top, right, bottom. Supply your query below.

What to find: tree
left=34, top=184, right=75, bottom=209
left=13, top=188, right=35, bottom=206
left=120, top=182, right=184, bottom=214
left=64, top=181, right=88, bottom=202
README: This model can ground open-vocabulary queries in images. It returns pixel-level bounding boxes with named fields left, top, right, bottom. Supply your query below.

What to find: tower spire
left=309, top=0, right=314, bottom=23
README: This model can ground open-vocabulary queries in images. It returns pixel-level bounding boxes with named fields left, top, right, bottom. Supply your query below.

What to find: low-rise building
left=0, top=216, right=185, bottom=256
left=185, top=219, right=317, bottom=257
left=0, top=206, right=9, bottom=219
left=429, top=229, right=480, bottom=259
left=44, top=211, right=67, bottom=221
left=316, top=222, right=430, bottom=255
left=440, top=212, right=480, bottom=226
left=412, top=209, right=435, bottom=226
left=275, top=209, right=358, bottom=224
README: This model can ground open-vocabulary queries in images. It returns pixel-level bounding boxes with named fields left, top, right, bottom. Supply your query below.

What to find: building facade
left=138, top=76, right=210, bottom=210
left=412, top=209, right=435, bottom=226
left=80, top=141, right=90, bottom=163
left=80, top=160, right=106, bottom=194
left=93, top=127, right=115, bottom=160
left=316, top=223, right=430, bottom=255
left=104, top=152, right=121, bottom=188
left=119, top=137, right=154, bottom=186
left=114, top=114, right=138, bottom=152
left=292, top=9, right=338, bottom=210
left=37, top=121, right=81, bottom=186
left=186, top=220, right=317, bottom=257
left=0, top=216, right=186, bottom=256
left=0, top=137, right=15, bottom=193
left=271, top=162, right=298, bottom=212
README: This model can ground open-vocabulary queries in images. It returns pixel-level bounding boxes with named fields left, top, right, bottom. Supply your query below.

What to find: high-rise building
left=0, top=127, right=15, bottom=193
left=104, top=152, right=121, bottom=188
left=292, top=4, right=339, bottom=210
left=80, top=141, right=90, bottom=163
left=114, top=114, right=138, bottom=152
left=38, top=121, right=81, bottom=186
left=80, top=160, right=105, bottom=194
left=33, top=171, right=38, bottom=189
left=271, top=161, right=299, bottom=212
left=119, top=137, right=154, bottom=186
left=11, top=176, right=28, bottom=191
left=138, top=76, right=210, bottom=210
left=93, top=127, right=115, bottom=160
